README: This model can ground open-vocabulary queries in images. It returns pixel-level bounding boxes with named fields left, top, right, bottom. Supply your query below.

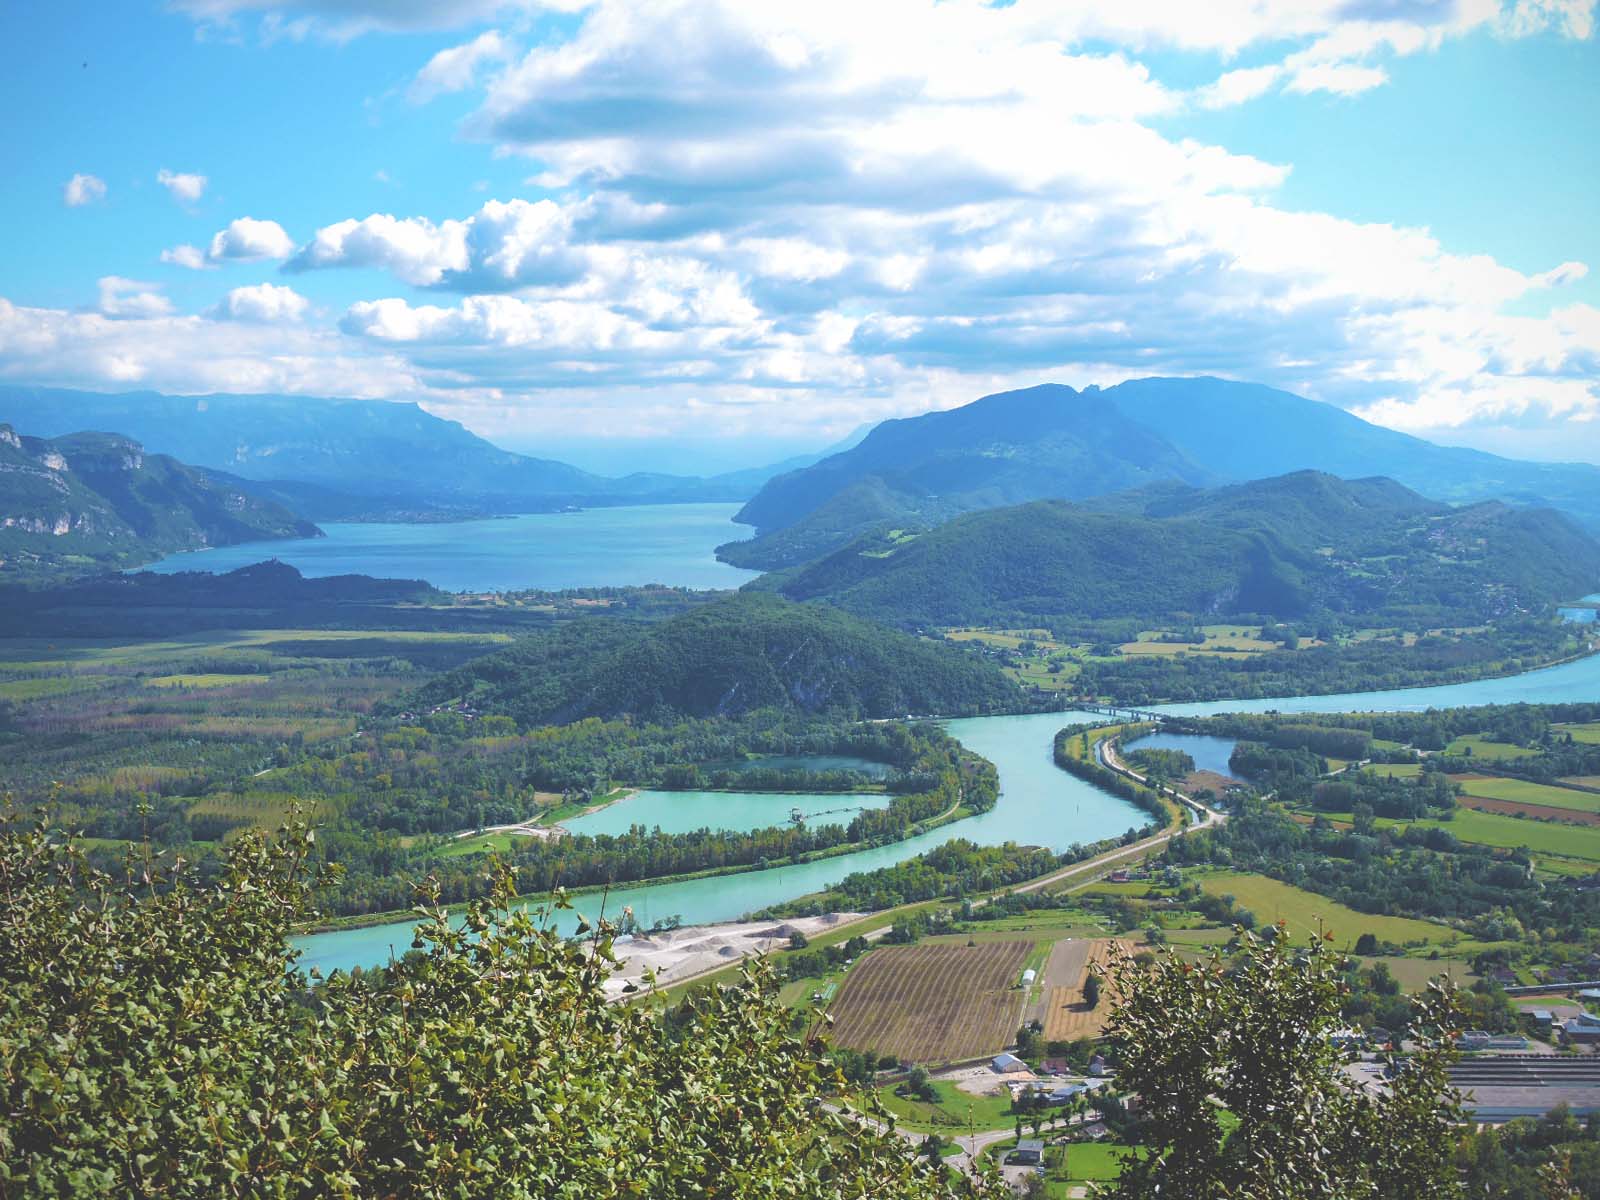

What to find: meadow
left=1453, top=775, right=1600, bottom=815
left=1196, top=870, right=1457, bottom=947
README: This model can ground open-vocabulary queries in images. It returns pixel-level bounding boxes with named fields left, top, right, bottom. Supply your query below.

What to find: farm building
left=993, top=1052, right=1026, bottom=1073
left=1021, top=968, right=1037, bottom=986
left=1450, top=1056, right=1600, bottom=1123
left=1564, top=1012, right=1600, bottom=1044
left=1013, top=1140, right=1045, bottom=1166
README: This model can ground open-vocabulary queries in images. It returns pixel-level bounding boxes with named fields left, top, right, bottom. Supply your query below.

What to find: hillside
left=409, top=591, right=1022, bottom=725
left=759, top=472, right=1600, bottom=629
left=723, top=378, right=1600, bottom=569
left=0, top=387, right=764, bottom=520
left=0, top=424, right=317, bottom=579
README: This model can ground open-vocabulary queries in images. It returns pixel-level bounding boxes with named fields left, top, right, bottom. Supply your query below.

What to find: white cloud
left=96, top=277, right=174, bottom=319
left=63, top=173, right=107, bottom=207
left=409, top=30, right=511, bottom=102
left=156, top=168, right=208, bottom=204
left=288, top=198, right=582, bottom=289
left=213, top=282, right=311, bottom=322
left=207, top=217, right=296, bottom=262
left=169, top=0, right=584, bottom=41
left=1284, top=61, right=1390, bottom=97
left=1195, top=64, right=1283, bottom=109
left=161, top=244, right=212, bottom=270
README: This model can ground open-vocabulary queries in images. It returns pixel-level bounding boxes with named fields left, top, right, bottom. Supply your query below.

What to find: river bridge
left=1072, top=702, right=1166, bottom=724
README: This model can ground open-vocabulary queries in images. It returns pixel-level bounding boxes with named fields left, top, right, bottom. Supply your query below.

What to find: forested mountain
left=723, top=378, right=1600, bottom=569
left=758, top=471, right=1600, bottom=629
left=0, top=424, right=317, bottom=579
left=410, top=591, right=1021, bottom=725
left=0, top=387, right=768, bottom=520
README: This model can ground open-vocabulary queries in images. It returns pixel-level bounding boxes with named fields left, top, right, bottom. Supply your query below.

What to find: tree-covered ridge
left=0, top=814, right=1002, bottom=1199
left=726, top=377, right=1600, bottom=569
left=759, top=471, right=1600, bottom=630
left=0, top=423, right=318, bottom=579
left=410, top=591, right=1023, bottom=725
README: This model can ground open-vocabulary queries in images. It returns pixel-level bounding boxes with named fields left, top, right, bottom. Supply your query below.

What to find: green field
left=1454, top=776, right=1600, bottom=814
left=144, top=673, right=270, bottom=689
left=1198, top=871, right=1456, bottom=947
left=1393, top=809, right=1600, bottom=863
left=1557, top=722, right=1600, bottom=745
left=1058, top=1142, right=1137, bottom=1182
left=1365, top=763, right=1422, bottom=779
left=1444, top=735, right=1539, bottom=760
left=0, top=675, right=119, bottom=700
left=875, top=1079, right=1016, bottom=1134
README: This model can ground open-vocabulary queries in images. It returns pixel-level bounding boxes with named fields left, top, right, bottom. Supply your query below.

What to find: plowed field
left=827, top=940, right=1029, bottom=1063
left=1040, top=939, right=1132, bottom=1042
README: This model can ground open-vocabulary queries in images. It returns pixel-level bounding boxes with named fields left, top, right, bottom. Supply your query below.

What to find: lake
left=292, top=647, right=1600, bottom=976
left=1122, top=731, right=1238, bottom=777
left=563, top=789, right=890, bottom=837
left=140, top=503, right=761, bottom=592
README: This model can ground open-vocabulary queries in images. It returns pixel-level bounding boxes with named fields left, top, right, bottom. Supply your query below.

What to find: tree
left=1083, top=970, right=1102, bottom=1009
left=1102, top=928, right=1465, bottom=1200
left=1354, top=932, right=1379, bottom=956
left=0, top=811, right=1003, bottom=1199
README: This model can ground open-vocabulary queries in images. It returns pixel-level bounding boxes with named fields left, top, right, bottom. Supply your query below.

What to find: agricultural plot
left=1556, top=722, right=1600, bottom=745
left=1197, top=871, right=1454, bottom=947
left=1039, top=939, right=1131, bottom=1042
left=826, top=940, right=1029, bottom=1063
left=1443, top=735, right=1538, bottom=760
left=1453, top=776, right=1600, bottom=815
left=1396, top=809, right=1600, bottom=863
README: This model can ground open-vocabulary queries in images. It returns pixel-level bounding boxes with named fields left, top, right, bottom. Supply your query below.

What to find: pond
left=1121, top=731, right=1238, bottom=778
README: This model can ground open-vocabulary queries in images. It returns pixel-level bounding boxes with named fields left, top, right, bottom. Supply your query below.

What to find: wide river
left=293, top=650, right=1600, bottom=975
left=141, top=502, right=760, bottom=592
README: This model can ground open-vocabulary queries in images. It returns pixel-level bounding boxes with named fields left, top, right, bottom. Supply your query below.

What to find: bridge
left=1072, top=702, right=1166, bottom=724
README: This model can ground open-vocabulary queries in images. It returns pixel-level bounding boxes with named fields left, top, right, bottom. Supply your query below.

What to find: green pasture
left=1392, top=809, right=1600, bottom=863
left=1443, top=735, right=1539, bottom=760
left=0, top=675, right=120, bottom=700
left=1454, top=776, right=1600, bottom=814
left=1364, top=763, right=1422, bottom=778
left=1197, top=870, right=1455, bottom=948
left=1556, top=722, right=1600, bottom=745
left=144, top=673, right=270, bottom=689
left=875, top=1079, right=1016, bottom=1135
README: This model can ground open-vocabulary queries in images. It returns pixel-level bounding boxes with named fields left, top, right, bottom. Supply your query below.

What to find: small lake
left=563, top=789, right=890, bottom=837
left=1122, top=731, right=1238, bottom=778
left=139, top=503, right=760, bottom=593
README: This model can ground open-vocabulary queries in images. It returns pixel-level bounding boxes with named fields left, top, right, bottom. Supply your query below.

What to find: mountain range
left=755, top=471, right=1600, bottom=630
left=0, top=387, right=822, bottom=521
left=723, top=378, right=1600, bottom=570
left=0, top=423, right=316, bottom=578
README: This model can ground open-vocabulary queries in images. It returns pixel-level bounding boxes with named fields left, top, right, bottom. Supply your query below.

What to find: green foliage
left=0, top=810, right=1003, bottom=1199
left=1103, top=932, right=1465, bottom=1199
left=411, top=591, right=1021, bottom=726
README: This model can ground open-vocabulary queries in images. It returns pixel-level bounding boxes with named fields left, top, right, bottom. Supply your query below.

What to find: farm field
left=1363, top=763, right=1422, bottom=778
left=1196, top=871, right=1455, bottom=947
left=1453, top=776, right=1600, bottom=815
left=1392, top=809, right=1600, bottom=864
left=826, top=940, right=1030, bottom=1063
left=1443, top=735, right=1539, bottom=760
left=1564, top=777, right=1600, bottom=791
left=1459, top=795, right=1600, bottom=825
left=1557, top=722, right=1600, bottom=745
left=875, top=1079, right=1016, bottom=1134
left=1039, top=939, right=1130, bottom=1042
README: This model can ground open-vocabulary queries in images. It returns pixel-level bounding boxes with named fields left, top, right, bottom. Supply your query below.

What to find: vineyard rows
left=827, top=940, right=1029, bottom=1063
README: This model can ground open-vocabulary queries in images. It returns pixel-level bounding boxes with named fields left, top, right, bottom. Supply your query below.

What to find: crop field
left=1453, top=776, right=1600, bottom=814
left=1564, top=777, right=1600, bottom=791
left=1443, top=735, right=1538, bottom=760
left=1365, top=763, right=1422, bottom=778
left=826, top=940, right=1029, bottom=1063
left=1395, top=809, right=1600, bottom=863
left=1197, top=871, right=1454, bottom=947
left=1557, top=722, right=1600, bottom=745
left=1039, top=939, right=1131, bottom=1042
left=1459, top=795, right=1600, bottom=825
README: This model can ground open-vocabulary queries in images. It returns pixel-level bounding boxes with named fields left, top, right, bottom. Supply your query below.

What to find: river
left=292, top=649, right=1600, bottom=975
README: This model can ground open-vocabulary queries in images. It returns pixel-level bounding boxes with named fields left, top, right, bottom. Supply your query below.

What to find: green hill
left=0, top=424, right=318, bottom=580
left=409, top=592, right=1022, bottom=725
left=724, top=378, right=1600, bottom=569
left=760, top=472, right=1600, bottom=629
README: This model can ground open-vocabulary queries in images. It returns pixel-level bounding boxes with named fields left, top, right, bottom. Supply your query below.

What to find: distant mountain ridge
left=0, top=387, right=785, bottom=521
left=756, top=471, right=1600, bottom=629
left=723, top=378, right=1600, bottom=570
left=0, top=423, right=317, bottom=579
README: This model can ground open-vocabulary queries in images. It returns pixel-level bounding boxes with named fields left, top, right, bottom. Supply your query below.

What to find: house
left=1564, top=1012, right=1600, bottom=1044
left=1531, top=1010, right=1555, bottom=1030
left=1489, top=967, right=1520, bottom=987
left=1088, top=1054, right=1109, bottom=1077
left=1012, top=1140, right=1045, bottom=1166
left=993, top=1052, right=1026, bottom=1073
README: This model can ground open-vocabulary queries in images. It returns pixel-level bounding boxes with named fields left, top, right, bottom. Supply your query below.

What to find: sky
left=2, top=0, right=1597, bottom=471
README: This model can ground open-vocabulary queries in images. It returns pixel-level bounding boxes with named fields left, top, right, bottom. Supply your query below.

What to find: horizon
left=2, top=2, right=1596, bottom=463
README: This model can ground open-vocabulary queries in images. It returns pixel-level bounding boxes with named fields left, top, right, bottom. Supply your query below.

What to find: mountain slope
left=0, top=424, right=318, bottom=579
left=0, top=387, right=759, bottom=518
left=725, top=378, right=1600, bottom=569
left=409, top=591, right=1022, bottom=725
left=761, top=472, right=1600, bottom=630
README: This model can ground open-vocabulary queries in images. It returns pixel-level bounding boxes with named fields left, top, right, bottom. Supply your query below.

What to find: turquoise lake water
left=292, top=639, right=1600, bottom=976
left=140, top=502, right=760, bottom=592
left=712, top=754, right=895, bottom=779
left=1122, top=731, right=1238, bottom=777
left=563, top=789, right=890, bottom=837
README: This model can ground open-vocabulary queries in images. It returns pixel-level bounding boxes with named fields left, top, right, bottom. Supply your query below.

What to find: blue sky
left=1, top=0, right=1596, bottom=470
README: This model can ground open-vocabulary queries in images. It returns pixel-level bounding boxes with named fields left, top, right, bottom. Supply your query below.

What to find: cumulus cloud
left=409, top=30, right=511, bottom=102
left=156, top=168, right=208, bottom=204
left=96, top=277, right=173, bottom=319
left=161, top=244, right=211, bottom=270
left=288, top=198, right=583, bottom=289
left=63, top=173, right=107, bottom=207
left=213, top=282, right=311, bottom=322
left=207, top=217, right=295, bottom=262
